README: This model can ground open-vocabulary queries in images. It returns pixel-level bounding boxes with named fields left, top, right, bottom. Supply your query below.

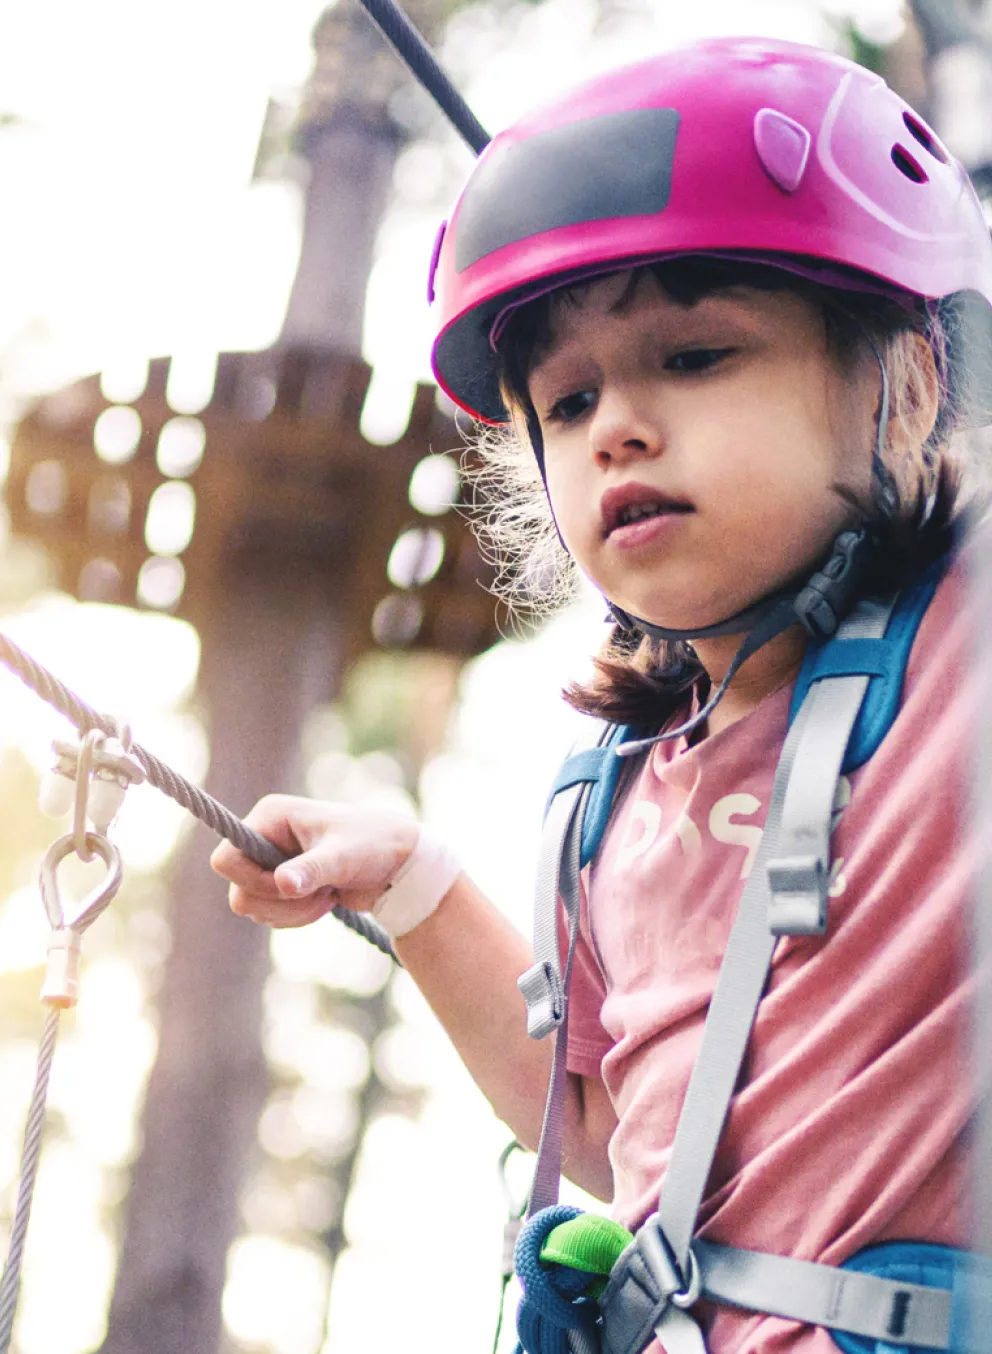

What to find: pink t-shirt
left=565, top=554, right=976, bottom=1353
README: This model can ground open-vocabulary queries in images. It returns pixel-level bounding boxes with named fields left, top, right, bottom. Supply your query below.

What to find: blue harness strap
left=790, top=556, right=945, bottom=773
left=833, top=1240, right=992, bottom=1354
left=545, top=725, right=638, bottom=869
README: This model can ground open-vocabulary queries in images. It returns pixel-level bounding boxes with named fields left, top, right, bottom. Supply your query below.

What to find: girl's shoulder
left=868, top=545, right=974, bottom=789
left=906, top=543, right=971, bottom=682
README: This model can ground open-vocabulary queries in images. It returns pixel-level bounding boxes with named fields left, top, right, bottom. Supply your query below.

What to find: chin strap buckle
left=793, top=529, right=873, bottom=638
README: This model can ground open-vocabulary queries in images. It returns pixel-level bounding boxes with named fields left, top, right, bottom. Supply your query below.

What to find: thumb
left=275, top=852, right=336, bottom=898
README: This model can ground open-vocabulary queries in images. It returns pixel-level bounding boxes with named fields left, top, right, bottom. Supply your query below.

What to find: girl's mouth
left=600, top=484, right=695, bottom=539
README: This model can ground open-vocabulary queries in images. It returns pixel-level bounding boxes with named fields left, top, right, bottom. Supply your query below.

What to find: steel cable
left=0, top=1007, right=60, bottom=1354
left=355, top=0, right=490, bottom=153
left=0, top=631, right=396, bottom=959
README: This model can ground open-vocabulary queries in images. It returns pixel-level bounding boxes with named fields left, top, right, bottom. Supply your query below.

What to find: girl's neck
left=690, top=624, right=809, bottom=738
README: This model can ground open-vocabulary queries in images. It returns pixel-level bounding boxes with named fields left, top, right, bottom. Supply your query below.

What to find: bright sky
left=0, top=1, right=909, bottom=1351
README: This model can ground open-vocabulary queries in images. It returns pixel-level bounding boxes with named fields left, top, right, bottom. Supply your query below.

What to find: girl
left=212, top=36, right=992, bottom=1354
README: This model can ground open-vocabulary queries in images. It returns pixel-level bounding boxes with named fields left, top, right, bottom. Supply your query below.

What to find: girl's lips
left=608, top=510, right=692, bottom=551
left=600, top=483, right=695, bottom=539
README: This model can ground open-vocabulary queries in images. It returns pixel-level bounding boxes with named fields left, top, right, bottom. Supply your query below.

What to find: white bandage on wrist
left=371, top=826, right=461, bottom=940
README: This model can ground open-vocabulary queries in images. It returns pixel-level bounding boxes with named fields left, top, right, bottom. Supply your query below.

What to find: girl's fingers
left=229, top=885, right=339, bottom=929
left=210, top=839, right=283, bottom=897
left=239, top=794, right=384, bottom=852
left=272, top=837, right=407, bottom=898
left=210, top=796, right=358, bottom=894
left=211, top=794, right=420, bottom=925
left=229, top=883, right=383, bottom=929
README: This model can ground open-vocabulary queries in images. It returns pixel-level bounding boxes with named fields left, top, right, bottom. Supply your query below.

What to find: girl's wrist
left=371, top=825, right=461, bottom=939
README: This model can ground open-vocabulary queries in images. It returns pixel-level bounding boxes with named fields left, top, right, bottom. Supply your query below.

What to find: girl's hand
left=210, top=794, right=419, bottom=929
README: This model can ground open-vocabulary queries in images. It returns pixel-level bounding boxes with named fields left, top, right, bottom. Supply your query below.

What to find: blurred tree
left=96, top=593, right=339, bottom=1354
left=86, top=4, right=489, bottom=1353
left=909, top=0, right=992, bottom=197
left=281, top=0, right=439, bottom=354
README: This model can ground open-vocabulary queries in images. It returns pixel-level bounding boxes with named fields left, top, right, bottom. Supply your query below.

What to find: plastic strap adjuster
left=599, top=1216, right=703, bottom=1354
left=767, top=854, right=828, bottom=936
left=599, top=1244, right=670, bottom=1354
left=518, top=960, right=563, bottom=1040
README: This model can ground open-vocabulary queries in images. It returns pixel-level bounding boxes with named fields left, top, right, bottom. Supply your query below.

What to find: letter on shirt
left=708, top=793, right=763, bottom=879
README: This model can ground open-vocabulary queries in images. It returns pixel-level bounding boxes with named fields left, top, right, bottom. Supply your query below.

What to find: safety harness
left=515, top=553, right=991, bottom=1354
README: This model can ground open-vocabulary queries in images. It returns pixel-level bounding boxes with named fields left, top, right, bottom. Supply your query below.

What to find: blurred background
left=0, top=1, right=987, bottom=1351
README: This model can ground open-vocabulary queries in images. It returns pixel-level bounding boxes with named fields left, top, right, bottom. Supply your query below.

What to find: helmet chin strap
left=612, top=527, right=875, bottom=757
left=607, top=590, right=790, bottom=641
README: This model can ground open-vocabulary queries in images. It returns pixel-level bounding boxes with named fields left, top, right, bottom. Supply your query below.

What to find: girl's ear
left=889, top=331, right=940, bottom=456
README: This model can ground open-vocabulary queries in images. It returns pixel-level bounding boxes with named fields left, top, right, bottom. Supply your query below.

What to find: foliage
left=836, top=17, right=888, bottom=74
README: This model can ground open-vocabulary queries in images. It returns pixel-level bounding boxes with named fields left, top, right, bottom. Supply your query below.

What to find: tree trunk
left=280, top=113, right=402, bottom=353
left=279, top=0, right=408, bottom=353
left=96, top=4, right=430, bottom=1348
left=97, top=577, right=340, bottom=1354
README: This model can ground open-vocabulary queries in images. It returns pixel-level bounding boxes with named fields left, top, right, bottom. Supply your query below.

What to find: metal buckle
left=635, top=1214, right=702, bottom=1310
left=670, top=1247, right=701, bottom=1309
left=767, top=853, right=828, bottom=936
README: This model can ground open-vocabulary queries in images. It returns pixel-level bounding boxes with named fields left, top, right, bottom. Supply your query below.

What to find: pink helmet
left=428, top=36, right=992, bottom=425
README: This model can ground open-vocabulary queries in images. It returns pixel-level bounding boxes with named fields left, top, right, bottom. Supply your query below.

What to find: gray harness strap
left=605, top=597, right=903, bottom=1353
left=655, top=597, right=895, bottom=1275
left=598, top=1240, right=952, bottom=1353
left=523, top=595, right=957, bottom=1352
left=767, top=599, right=894, bottom=935
left=695, top=1242, right=951, bottom=1348
left=518, top=775, right=592, bottom=1215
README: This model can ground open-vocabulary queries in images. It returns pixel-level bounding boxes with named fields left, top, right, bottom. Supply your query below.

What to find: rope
left=513, top=1205, right=602, bottom=1354
left=354, top=0, right=490, bottom=154
left=0, top=1007, right=60, bottom=1354
left=0, top=631, right=396, bottom=959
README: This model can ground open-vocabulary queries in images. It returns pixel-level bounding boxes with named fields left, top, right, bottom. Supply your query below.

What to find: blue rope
left=514, top=1206, right=600, bottom=1354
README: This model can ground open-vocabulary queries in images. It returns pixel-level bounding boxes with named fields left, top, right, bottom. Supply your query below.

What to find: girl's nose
left=590, top=387, right=664, bottom=468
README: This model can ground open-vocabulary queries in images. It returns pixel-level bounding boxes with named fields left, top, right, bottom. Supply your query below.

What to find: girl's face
left=526, top=271, right=878, bottom=630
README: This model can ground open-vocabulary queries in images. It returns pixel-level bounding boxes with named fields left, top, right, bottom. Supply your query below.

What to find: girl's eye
left=666, top=347, right=733, bottom=373
left=546, top=389, right=596, bottom=424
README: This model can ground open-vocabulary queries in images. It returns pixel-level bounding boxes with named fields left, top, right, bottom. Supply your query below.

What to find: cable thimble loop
left=38, top=832, right=123, bottom=1009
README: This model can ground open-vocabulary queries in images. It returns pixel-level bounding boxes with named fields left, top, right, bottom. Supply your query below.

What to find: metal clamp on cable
left=767, top=854, right=829, bottom=936
left=518, top=960, right=564, bottom=1040
left=40, top=724, right=145, bottom=844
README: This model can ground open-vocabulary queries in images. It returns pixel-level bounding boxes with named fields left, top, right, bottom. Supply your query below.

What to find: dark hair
left=490, top=256, right=968, bottom=729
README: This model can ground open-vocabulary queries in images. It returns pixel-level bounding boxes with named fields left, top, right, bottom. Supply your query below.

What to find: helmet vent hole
left=891, top=144, right=928, bottom=184
left=902, top=111, right=950, bottom=164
